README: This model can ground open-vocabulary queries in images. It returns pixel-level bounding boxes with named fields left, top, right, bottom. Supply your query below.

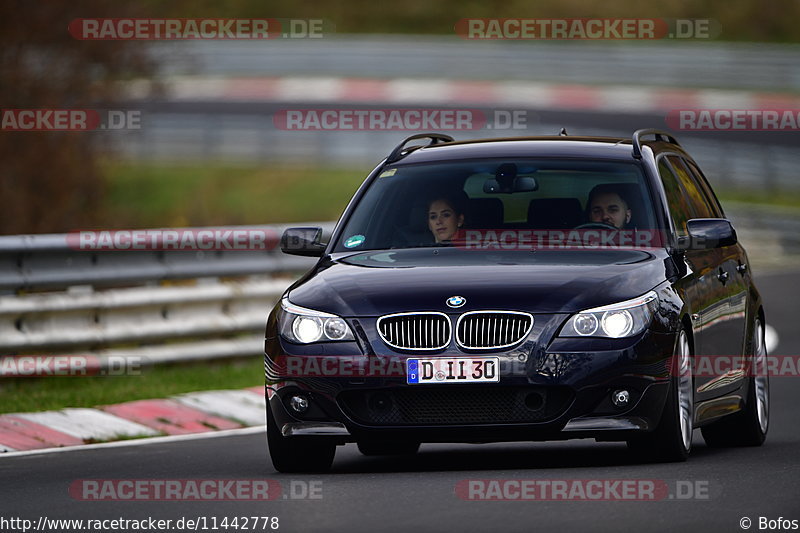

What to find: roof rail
left=385, top=133, right=454, bottom=164
left=632, top=129, right=680, bottom=159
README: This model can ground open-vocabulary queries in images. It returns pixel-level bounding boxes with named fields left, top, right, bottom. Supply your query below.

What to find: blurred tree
left=0, top=0, right=795, bottom=234
left=0, top=0, right=156, bottom=234
left=156, top=0, right=800, bottom=42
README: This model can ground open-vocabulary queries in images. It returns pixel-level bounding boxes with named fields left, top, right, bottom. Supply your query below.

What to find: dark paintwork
left=264, top=134, right=764, bottom=445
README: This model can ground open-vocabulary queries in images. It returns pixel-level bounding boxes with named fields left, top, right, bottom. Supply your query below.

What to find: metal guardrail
left=725, top=203, right=800, bottom=259
left=0, top=223, right=334, bottom=368
left=114, top=37, right=800, bottom=187
left=0, top=209, right=797, bottom=370
left=112, top=115, right=800, bottom=191
left=153, top=37, right=800, bottom=92
left=0, top=224, right=331, bottom=291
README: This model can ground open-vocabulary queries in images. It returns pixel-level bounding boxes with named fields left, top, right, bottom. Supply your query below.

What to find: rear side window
left=658, top=159, right=692, bottom=238
left=666, top=156, right=714, bottom=219
left=683, top=159, right=724, bottom=218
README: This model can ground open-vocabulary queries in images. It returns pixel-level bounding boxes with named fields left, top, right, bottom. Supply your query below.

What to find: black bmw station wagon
left=264, top=130, right=769, bottom=472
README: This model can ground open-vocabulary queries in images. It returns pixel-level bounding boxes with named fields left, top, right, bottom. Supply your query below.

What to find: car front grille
left=376, top=312, right=451, bottom=350
left=456, top=311, right=533, bottom=349
left=338, top=386, right=573, bottom=426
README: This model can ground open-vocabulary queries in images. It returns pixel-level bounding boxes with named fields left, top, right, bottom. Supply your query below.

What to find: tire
left=357, top=440, right=420, bottom=456
left=266, top=405, right=336, bottom=473
left=701, top=317, right=769, bottom=447
left=627, top=328, right=693, bottom=462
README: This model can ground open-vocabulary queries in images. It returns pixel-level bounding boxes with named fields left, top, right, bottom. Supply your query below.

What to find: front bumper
left=264, top=316, right=676, bottom=444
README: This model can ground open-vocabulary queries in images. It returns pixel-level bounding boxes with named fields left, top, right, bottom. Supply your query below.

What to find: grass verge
left=0, top=357, right=263, bottom=415
left=101, top=161, right=368, bottom=229
left=100, top=161, right=800, bottom=231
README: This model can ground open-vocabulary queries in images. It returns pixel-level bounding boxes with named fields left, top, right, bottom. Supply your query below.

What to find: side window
left=658, top=159, right=693, bottom=238
left=683, top=159, right=724, bottom=218
left=666, top=156, right=714, bottom=218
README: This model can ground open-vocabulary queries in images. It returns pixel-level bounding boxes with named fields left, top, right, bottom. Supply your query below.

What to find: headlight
left=560, top=291, right=657, bottom=338
left=279, top=297, right=355, bottom=344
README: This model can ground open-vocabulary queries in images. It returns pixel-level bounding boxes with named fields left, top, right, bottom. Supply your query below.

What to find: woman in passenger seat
left=427, top=195, right=466, bottom=243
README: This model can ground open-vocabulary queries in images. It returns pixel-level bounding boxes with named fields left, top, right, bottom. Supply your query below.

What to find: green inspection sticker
left=344, top=235, right=366, bottom=248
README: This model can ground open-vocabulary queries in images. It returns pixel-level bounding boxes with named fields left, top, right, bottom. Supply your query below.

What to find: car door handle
left=736, top=263, right=748, bottom=275
left=717, top=270, right=729, bottom=284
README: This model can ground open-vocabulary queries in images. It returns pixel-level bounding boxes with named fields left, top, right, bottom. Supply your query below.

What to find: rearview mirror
left=280, top=227, right=326, bottom=257
left=685, top=219, right=737, bottom=250
left=483, top=176, right=538, bottom=193
left=483, top=162, right=538, bottom=193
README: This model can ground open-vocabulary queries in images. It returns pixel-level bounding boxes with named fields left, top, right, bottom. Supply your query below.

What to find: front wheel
left=266, top=406, right=336, bottom=473
left=701, top=317, right=769, bottom=447
left=628, top=328, right=693, bottom=462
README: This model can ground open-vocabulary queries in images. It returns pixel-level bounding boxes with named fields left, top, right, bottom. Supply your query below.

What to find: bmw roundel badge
left=446, top=295, right=466, bottom=308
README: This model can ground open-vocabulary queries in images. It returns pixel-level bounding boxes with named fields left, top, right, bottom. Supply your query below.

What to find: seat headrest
left=408, top=202, right=429, bottom=231
left=468, top=198, right=504, bottom=229
left=527, top=198, right=583, bottom=229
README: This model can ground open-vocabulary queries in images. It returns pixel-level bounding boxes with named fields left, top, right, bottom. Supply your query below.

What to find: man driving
left=587, top=185, right=632, bottom=230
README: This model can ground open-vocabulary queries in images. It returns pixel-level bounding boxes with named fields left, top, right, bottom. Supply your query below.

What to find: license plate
left=407, top=357, right=499, bottom=384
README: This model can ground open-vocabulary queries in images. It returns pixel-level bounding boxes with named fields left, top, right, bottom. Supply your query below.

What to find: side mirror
left=280, top=227, right=326, bottom=257
left=685, top=218, right=737, bottom=250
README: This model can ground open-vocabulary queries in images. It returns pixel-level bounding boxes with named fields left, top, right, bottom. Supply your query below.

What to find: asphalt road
left=2, top=270, right=799, bottom=533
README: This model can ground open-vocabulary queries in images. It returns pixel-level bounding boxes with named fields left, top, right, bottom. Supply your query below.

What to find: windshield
left=333, top=158, right=661, bottom=253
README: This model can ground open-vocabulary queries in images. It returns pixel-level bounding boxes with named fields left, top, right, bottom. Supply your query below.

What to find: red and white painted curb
left=127, top=76, right=800, bottom=113
left=0, top=386, right=265, bottom=454
left=0, top=327, right=780, bottom=454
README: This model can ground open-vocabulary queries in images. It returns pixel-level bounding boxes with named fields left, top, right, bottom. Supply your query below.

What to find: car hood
left=287, top=248, right=669, bottom=316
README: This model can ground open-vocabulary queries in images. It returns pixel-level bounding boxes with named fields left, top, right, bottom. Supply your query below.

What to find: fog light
left=289, top=394, right=309, bottom=414
left=611, top=389, right=630, bottom=408
left=524, top=392, right=544, bottom=411
left=368, top=393, right=392, bottom=413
